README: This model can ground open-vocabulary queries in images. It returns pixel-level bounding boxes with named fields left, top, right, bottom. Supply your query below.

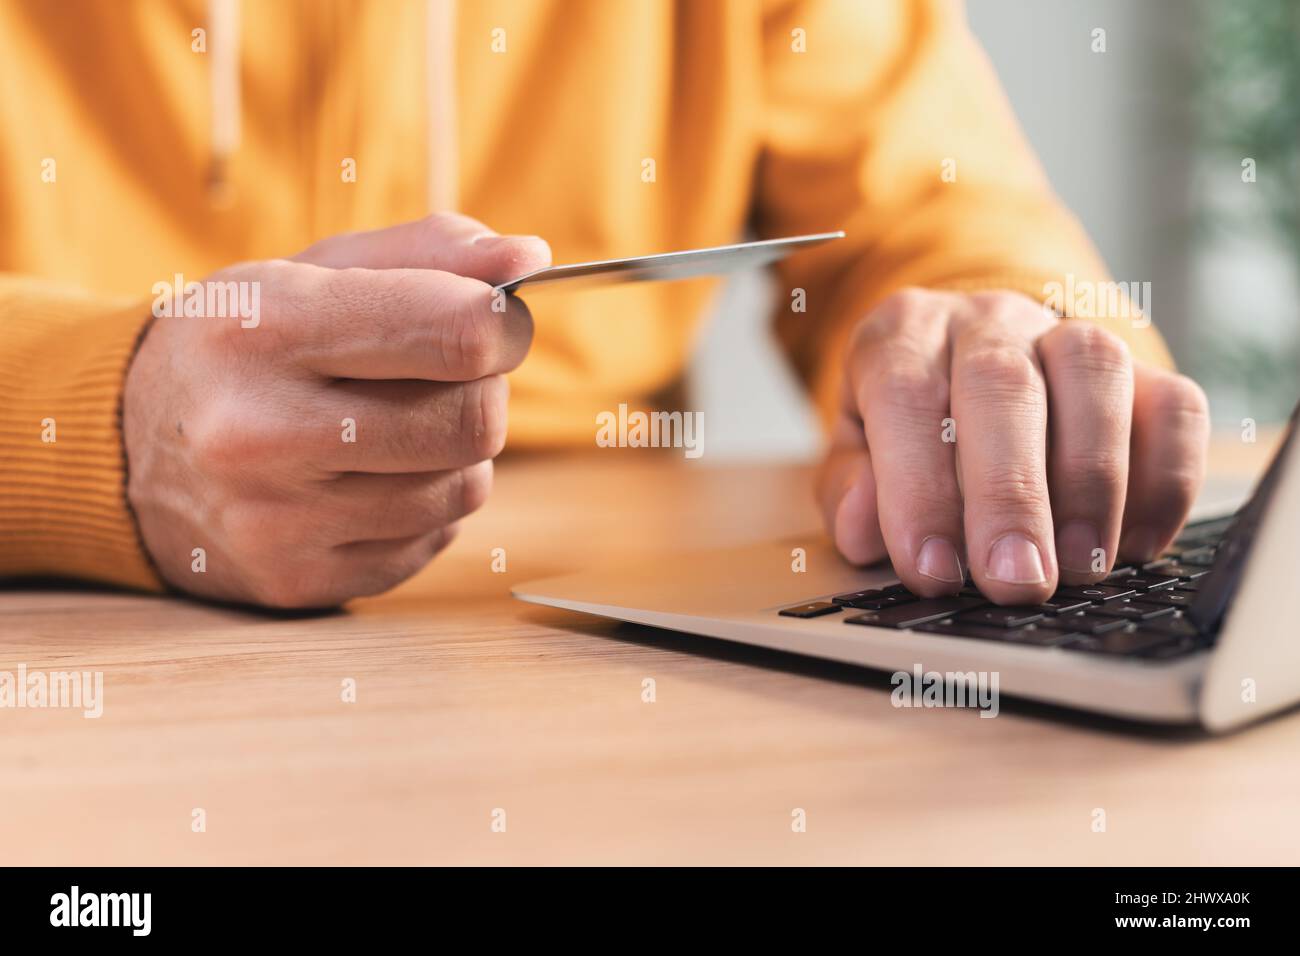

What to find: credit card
left=493, top=231, right=844, bottom=294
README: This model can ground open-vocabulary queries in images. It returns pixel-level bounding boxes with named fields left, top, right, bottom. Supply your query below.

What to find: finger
left=1036, top=322, right=1134, bottom=584
left=311, top=376, right=509, bottom=474
left=850, top=292, right=967, bottom=596
left=292, top=212, right=552, bottom=286
left=317, top=462, right=492, bottom=543
left=950, top=297, right=1058, bottom=604
left=265, top=262, right=534, bottom=381
left=245, top=522, right=461, bottom=609
left=1119, top=364, right=1210, bottom=562
left=329, top=524, right=462, bottom=602
left=816, top=431, right=887, bottom=567
left=816, top=358, right=887, bottom=565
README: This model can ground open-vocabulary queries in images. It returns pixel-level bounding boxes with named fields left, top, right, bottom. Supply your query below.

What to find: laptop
left=514, top=401, right=1300, bottom=732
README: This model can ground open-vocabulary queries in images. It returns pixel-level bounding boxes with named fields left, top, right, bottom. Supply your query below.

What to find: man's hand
left=816, top=288, right=1210, bottom=606
left=123, top=214, right=550, bottom=608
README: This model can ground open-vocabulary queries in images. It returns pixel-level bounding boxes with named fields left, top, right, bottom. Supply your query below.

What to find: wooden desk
left=2, top=433, right=1296, bottom=865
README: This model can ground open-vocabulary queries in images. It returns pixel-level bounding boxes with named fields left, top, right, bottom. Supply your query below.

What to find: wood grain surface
left=1, top=432, right=1295, bottom=865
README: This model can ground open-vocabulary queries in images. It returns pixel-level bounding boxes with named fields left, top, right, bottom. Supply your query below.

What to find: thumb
left=292, top=212, right=552, bottom=285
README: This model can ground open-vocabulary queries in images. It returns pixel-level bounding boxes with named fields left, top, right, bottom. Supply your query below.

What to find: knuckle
left=262, top=257, right=308, bottom=296
left=1059, top=451, right=1127, bottom=492
left=977, top=463, right=1049, bottom=510
left=902, top=487, right=962, bottom=518
left=298, top=233, right=348, bottom=263
left=969, top=289, right=1037, bottom=316
left=1048, top=322, right=1132, bottom=377
left=960, top=345, right=1042, bottom=394
left=258, top=264, right=337, bottom=348
left=1163, top=467, right=1203, bottom=509
left=442, top=294, right=496, bottom=378
left=250, top=570, right=331, bottom=610
left=835, top=534, right=887, bottom=568
left=373, top=529, right=456, bottom=588
left=456, top=461, right=494, bottom=515
left=458, top=375, right=509, bottom=460
left=862, top=287, right=945, bottom=339
left=421, top=211, right=474, bottom=233
left=1150, top=372, right=1211, bottom=425
left=187, top=406, right=273, bottom=475
left=220, top=506, right=265, bottom=554
left=869, top=364, right=950, bottom=427
left=251, top=260, right=308, bottom=333
left=878, top=286, right=935, bottom=315
left=191, top=271, right=267, bottom=347
left=224, top=521, right=330, bottom=609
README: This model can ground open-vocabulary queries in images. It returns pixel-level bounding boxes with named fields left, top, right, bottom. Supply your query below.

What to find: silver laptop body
left=516, top=405, right=1300, bottom=732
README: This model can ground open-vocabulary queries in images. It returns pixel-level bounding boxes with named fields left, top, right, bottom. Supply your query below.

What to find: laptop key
left=1176, top=547, right=1217, bottom=567
left=1037, top=594, right=1092, bottom=615
left=841, top=593, right=918, bottom=610
left=1133, top=618, right=1214, bottom=659
left=1038, top=611, right=1130, bottom=634
left=1132, top=615, right=1216, bottom=659
left=1135, top=588, right=1195, bottom=609
left=844, top=596, right=986, bottom=629
left=1110, top=573, right=1179, bottom=592
left=1055, top=583, right=1138, bottom=603
left=915, top=619, right=1016, bottom=642
left=1014, top=626, right=1085, bottom=646
left=1131, top=614, right=1203, bottom=639
left=1090, top=599, right=1176, bottom=621
left=954, top=606, right=1045, bottom=628
left=915, top=619, right=1072, bottom=646
left=779, top=601, right=842, bottom=619
left=831, top=589, right=886, bottom=606
left=1174, top=517, right=1232, bottom=547
left=1061, top=626, right=1178, bottom=657
left=1142, top=561, right=1209, bottom=580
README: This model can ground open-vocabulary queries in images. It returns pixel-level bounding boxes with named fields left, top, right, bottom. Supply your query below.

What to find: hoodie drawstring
left=207, top=0, right=241, bottom=202
left=205, top=0, right=458, bottom=213
left=426, top=0, right=459, bottom=212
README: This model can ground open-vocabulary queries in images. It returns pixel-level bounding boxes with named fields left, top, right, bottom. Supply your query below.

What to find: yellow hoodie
left=0, top=0, right=1170, bottom=592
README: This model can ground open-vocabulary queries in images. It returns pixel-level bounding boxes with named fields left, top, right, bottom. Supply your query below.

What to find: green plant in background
left=1192, top=0, right=1300, bottom=421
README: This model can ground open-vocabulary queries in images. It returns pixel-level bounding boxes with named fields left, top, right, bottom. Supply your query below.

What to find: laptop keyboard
left=777, top=518, right=1232, bottom=661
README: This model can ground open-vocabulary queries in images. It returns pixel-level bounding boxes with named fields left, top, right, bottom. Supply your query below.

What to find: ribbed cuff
left=0, top=281, right=164, bottom=590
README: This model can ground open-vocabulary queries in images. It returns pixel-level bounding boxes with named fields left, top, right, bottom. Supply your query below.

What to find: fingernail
left=986, top=533, right=1047, bottom=584
left=1120, top=525, right=1162, bottom=562
left=916, top=536, right=964, bottom=583
left=1057, top=520, right=1103, bottom=575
